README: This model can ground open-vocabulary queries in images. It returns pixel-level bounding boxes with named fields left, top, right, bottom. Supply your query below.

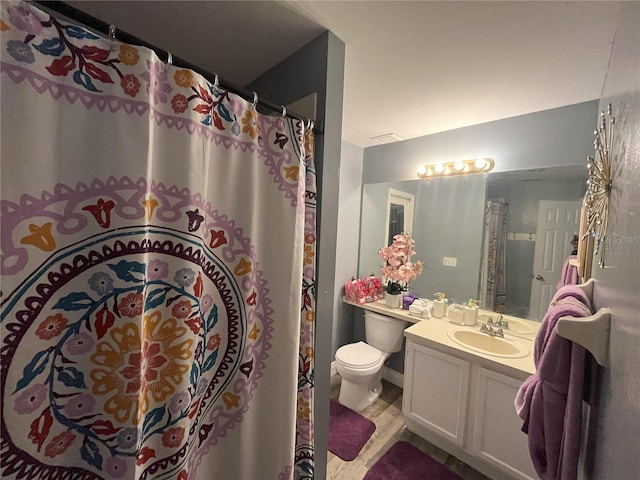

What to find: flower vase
left=385, top=292, right=402, bottom=309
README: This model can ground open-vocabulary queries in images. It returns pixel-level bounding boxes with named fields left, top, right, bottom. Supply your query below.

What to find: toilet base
left=338, top=375, right=383, bottom=412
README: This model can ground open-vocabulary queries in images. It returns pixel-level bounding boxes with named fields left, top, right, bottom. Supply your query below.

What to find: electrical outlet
left=443, top=256, right=457, bottom=267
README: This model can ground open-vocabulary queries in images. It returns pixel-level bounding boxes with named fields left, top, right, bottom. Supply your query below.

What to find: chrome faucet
left=487, top=315, right=510, bottom=330
left=480, top=323, right=504, bottom=338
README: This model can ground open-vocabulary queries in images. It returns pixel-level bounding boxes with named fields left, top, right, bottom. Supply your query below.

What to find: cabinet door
left=403, top=341, right=470, bottom=446
left=472, top=367, right=537, bottom=480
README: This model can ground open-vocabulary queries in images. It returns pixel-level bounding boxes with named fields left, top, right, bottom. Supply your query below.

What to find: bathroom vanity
left=344, top=299, right=539, bottom=480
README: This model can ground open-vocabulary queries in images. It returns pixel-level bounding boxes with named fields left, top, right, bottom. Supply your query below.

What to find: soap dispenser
left=463, top=299, right=479, bottom=325
left=433, top=292, right=447, bottom=318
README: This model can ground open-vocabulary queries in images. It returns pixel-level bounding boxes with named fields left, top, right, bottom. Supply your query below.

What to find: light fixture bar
left=417, top=158, right=495, bottom=179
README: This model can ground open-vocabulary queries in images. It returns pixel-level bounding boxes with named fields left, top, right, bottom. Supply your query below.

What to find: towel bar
left=557, top=307, right=611, bottom=366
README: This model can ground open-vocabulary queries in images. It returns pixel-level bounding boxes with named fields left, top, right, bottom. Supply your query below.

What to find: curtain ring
left=252, top=91, right=259, bottom=108
left=281, top=105, right=287, bottom=117
left=213, top=73, right=219, bottom=88
left=166, top=50, right=173, bottom=66
left=108, top=24, right=116, bottom=51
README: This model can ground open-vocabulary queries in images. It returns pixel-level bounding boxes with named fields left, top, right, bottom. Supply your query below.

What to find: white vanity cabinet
left=342, top=300, right=540, bottom=480
left=472, top=368, right=538, bottom=480
left=403, top=340, right=537, bottom=480
left=403, top=341, right=471, bottom=446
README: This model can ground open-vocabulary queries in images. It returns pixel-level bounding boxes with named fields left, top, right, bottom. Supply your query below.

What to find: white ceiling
left=66, top=1, right=623, bottom=148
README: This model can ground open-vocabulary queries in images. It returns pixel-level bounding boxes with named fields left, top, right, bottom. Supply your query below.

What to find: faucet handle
left=487, top=317, right=494, bottom=325
left=496, top=328, right=504, bottom=338
left=480, top=323, right=489, bottom=332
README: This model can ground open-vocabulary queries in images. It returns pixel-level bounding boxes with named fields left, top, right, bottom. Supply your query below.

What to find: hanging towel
left=515, top=285, right=593, bottom=480
left=557, top=255, right=580, bottom=289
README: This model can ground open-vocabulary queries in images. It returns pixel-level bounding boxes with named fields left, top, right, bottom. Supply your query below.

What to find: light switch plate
left=443, top=256, right=457, bottom=267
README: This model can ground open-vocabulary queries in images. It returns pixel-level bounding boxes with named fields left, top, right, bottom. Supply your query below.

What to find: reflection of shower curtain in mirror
left=479, top=201, right=508, bottom=312
left=0, top=2, right=316, bottom=478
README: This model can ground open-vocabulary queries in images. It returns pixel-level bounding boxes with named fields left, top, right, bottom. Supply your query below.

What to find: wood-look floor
left=327, top=375, right=490, bottom=480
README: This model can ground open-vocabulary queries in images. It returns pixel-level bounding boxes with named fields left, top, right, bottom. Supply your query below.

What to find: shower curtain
left=0, top=2, right=316, bottom=479
left=479, top=201, right=507, bottom=312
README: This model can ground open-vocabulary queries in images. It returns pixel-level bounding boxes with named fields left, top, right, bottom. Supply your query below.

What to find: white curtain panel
left=1, top=2, right=314, bottom=478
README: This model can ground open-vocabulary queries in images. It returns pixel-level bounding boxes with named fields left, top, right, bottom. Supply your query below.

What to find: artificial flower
left=378, top=233, right=424, bottom=294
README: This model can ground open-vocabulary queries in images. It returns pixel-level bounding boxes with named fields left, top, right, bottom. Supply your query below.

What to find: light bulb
left=454, top=161, right=464, bottom=171
left=474, top=158, right=487, bottom=169
left=417, top=165, right=427, bottom=176
left=434, top=163, right=445, bottom=173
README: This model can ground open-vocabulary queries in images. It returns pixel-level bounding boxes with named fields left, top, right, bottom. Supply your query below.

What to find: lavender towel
left=515, top=286, right=593, bottom=480
left=557, top=256, right=580, bottom=288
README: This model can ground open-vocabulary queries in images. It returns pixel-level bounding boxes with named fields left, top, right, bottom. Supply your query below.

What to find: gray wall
left=589, top=1, right=640, bottom=478
left=248, top=31, right=345, bottom=480
left=362, top=100, right=598, bottom=184
left=333, top=141, right=364, bottom=357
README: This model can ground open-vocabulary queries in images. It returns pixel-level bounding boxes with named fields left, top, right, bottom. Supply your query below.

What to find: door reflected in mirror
left=386, top=189, right=414, bottom=246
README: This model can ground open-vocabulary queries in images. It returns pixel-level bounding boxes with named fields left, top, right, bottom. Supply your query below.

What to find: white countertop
left=344, top=298, right=540, bottom=378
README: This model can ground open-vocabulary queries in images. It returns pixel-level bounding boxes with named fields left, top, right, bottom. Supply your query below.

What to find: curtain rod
left=32, top=1, right=317, bottom=130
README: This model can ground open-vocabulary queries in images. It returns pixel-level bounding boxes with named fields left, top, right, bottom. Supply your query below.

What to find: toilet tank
left=364, top=311, right=407, bottom=353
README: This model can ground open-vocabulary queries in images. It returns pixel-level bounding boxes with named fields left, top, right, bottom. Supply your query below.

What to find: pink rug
left=364, top=441, right=463, bottom=480
left=328, top=399, right=376, bottom=461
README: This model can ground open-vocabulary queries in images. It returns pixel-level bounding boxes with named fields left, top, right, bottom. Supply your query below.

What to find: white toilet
left=335, top=311, right=407, bottom=411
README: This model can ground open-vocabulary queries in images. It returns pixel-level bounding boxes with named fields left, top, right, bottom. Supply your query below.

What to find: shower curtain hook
left=281, top=105, right=287, bottom=117
left=252, top=91, right=259, bottom=109
left=213, top=73, right=219, bottom=88
left=108, top=24, right=116, bottom=51
left=166, top=50, right=173, bottom=66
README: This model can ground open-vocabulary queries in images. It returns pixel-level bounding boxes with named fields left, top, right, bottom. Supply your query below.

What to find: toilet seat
left=336, top=341, right=384, bottom=370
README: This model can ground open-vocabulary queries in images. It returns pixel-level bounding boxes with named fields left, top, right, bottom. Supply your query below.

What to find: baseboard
left=382, top=366, right=404, bottom=388
left=330, top=361, right=337, bottom=377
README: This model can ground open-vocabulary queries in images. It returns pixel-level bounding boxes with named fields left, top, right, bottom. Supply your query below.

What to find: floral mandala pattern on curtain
left=1, top=2, right=315, bottom=479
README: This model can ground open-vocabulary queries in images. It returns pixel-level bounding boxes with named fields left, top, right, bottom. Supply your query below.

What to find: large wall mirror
left=358, top=165, right=588, bottom=321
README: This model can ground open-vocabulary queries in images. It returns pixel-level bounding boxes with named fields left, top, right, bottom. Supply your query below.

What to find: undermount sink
left=447, top=329, right=530, bottom=358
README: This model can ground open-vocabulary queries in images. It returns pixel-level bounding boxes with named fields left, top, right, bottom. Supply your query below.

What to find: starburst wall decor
left=585, top=104, right=615, bottom=268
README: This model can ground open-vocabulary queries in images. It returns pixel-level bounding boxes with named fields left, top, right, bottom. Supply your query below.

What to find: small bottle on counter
left=433, top=292, right=447, bottom=318
left=463, top=299, right=479, bottom=325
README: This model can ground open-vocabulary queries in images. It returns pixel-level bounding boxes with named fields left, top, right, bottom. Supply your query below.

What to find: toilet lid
left=336, top=341, right=383, bottom=369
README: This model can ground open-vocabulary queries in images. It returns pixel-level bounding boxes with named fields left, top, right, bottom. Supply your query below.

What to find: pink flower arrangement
left=378, top=233, right=424, bottom=294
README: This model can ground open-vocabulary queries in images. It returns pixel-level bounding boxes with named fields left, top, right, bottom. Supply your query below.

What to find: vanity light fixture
left=417, top=157, right=495, bottom=179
